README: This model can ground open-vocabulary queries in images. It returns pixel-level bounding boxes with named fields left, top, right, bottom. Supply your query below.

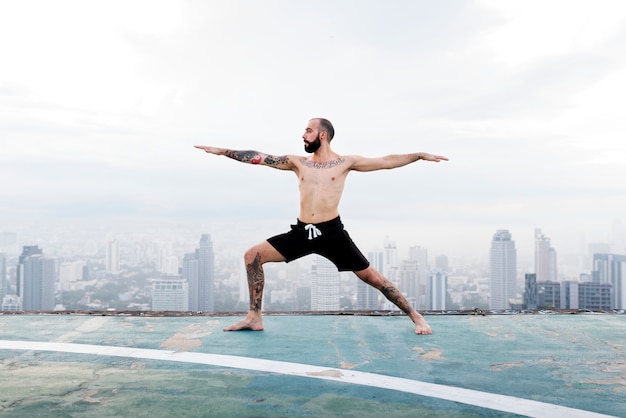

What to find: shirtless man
left=195, top=118, right=448, bottom=335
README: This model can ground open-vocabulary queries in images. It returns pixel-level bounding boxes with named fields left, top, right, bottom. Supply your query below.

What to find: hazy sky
left=1, top=0, right=626, bottom=263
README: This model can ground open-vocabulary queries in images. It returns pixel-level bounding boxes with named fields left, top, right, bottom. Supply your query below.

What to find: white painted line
left=0, top=340, right=616, bottom=418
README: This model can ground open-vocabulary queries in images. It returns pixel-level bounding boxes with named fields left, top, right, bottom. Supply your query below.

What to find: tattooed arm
left=194, top=145, right=295, bottom=171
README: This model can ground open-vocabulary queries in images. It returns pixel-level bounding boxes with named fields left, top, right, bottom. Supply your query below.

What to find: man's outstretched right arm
left=194, top=145, right=294, bottom=170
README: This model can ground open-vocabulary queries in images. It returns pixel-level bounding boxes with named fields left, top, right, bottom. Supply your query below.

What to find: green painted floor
left=0, top=313, right=624, bottom=417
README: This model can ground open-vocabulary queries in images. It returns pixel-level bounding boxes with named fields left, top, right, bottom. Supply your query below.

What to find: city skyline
left=1, top=1, right=625, bottom=263
left=1, top=223, right=624, bottom=313
left=0, top=219, right=624, bottom=276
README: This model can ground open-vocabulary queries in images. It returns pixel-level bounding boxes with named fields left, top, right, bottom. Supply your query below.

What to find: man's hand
left=419, top=153, right=449, bottom=162
left=194, top=145, right=225, bottom=155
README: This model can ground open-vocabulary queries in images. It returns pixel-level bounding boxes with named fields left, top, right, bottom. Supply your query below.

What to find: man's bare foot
left=223, top=314, right=264, bottom=331
left=411, top=312, right=432, bottom=335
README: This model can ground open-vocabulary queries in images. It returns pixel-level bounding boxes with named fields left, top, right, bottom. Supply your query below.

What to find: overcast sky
left=1, top=0, right=626, bottom=264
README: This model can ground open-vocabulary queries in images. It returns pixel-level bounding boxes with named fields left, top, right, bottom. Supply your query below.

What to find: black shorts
left=267, top=216, right=370, bottom=272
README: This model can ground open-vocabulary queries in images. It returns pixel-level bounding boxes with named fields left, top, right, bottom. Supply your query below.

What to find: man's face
left=303, top=120, right=322, bottom=153
left=304, top=134, right=321, bottom=153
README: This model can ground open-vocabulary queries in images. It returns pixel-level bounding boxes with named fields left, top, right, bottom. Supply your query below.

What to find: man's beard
left=304, top=135, right=321, bottom=153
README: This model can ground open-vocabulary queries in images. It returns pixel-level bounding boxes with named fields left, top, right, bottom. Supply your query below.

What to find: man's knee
left=244, top=241, right=286, bottom=265
left=357, top=267, right=385, bottom=288
left=244, top=245, right=264, bottom=265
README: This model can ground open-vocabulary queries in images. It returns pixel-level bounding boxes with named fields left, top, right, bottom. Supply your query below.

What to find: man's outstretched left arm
left=350, top=152, right=448, bottom=172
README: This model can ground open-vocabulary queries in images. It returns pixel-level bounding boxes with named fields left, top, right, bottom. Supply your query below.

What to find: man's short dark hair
left=316, top=118, right=335, bottom=141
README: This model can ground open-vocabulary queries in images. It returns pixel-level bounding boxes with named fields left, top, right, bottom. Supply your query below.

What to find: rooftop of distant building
left=0, top=311, right=624, bottom=417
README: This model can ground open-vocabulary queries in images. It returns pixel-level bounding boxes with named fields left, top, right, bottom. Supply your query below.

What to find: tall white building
left=151, top=275, right=189, bottom=311
left=311, top=256, right=339, bottom=311
left=489, top=229, right=517, bottom=310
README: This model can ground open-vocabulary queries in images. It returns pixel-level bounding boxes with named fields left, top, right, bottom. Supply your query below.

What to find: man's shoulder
left=287, top=154, right=307, bottom=164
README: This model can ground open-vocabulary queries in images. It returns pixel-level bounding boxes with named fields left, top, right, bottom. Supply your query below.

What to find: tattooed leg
left=355, top=267, right=432, bottom=335
left=247, top=252, right=265, bottom=314
left=380, top=280, right=416, bottom=315
left=224, top=241, right=284, bottom=332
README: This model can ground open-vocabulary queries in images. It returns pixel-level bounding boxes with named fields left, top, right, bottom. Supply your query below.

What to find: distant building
left=182, top=253, right=199, bottom=310
left=429, top=269, right=447, bottom=310
left=398, top=260, right=419, bottom=310
left=592, top=253, right=626, bottom=309
left=59, top=260, right=85, bottom=292
left=578, top=282, right=613, bottom=310
left=535, top=228, right=557, bottom=281
left=587, top=243, right=611, bottom=271
left=311, top=256, right=339, bottom=311
left=383, top=237, right=398, bottom=278
left=183, top=234, right=215, bottom=312
left=17, top=246, right=55, bottom=311
left=409, top=246, right=430, bottom=310
left=435, top=254, right=449, bottom=273
left=524, top=273, right=538, bottom=309
left=0, top=252, right=6, bottom=301
left=1, top=294, right=21, bottom=311
left=357, top=249, right=382, bottom=310
left=105, top=238, right=120, bottom=272
left=537, top=281, right=560, bottom=308
left=489, top=230, right=517, bottom=310
left=537, top=280, right=613, bottom=310
left=17, top=245, right=42, bottom=297
left=151, top=275, right=189, bottom=311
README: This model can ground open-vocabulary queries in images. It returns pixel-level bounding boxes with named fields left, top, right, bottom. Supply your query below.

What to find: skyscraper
left=18, top=246, right=55, bottom=311
left=105, top=238, right=120, bottom=272
left=489, top=229, right=517, bottom=310
left=197, top=234, right=215, bottom=312
left=535, top=228, right=557, bottom=281
left=429, top=269, right=447, bottom=310
left=435, top=254, right=449, bottom=273
left=592, top=253, right=625, bottom=309
left=0, top=252, right=6, bottom=301
left=383, top=237, right=398, bottom=279
left=311, top=256, right=339, bottom=311
left=398, top=260, right=418, bottom=310
left=357, top=249, right=382, bottom=310
left=182, top=253, right=199, bottom=310
left=524, top=273, right=538, bottom=309
left=409, top=246, right=430, bottom=310
left=17, top=245, right=42, bottom=298
left=183, top=234, right=215, bottom=312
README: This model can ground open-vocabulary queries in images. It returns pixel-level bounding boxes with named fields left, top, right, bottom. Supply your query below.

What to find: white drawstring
left=305, top=224, right=322, bottom=240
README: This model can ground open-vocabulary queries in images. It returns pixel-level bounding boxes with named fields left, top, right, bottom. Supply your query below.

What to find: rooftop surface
left=0, top=312, right=624, bottom=417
